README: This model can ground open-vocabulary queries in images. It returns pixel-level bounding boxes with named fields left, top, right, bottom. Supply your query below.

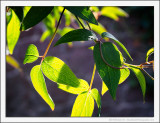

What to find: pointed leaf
left=146, top=47, right=154, bottom=62
left=57, top=79, right=89, bottom=94
left=101, top=7, right=128, bottom=21
left=91, top=88, right=101, bottom=108
left=54, top=29, right=98, bottom=46
left=130, top=67, right=146, bottom=101
left=93, top=42, right=123, bottom=100
left=6, top=55, right=22, bottom=72
left=102, top=68, right=130, bottom=96
left=9, top=7, right=23, bottom=22
left=71, top=91, right=94, bottom=117
left=101, top=32, right=133, bottom=61
left=23, top=44, right=39, bottom=64
left=23, top=6, right=31, bottom=17
left=41, top=56, right=80, bottom=87
left=7, top=9, right=21, bottom=54
left=40, top=30, right=51, bottom=42
left=30, top=65, right=55, bottom=110
left=20, top=7, right=54, bottom=31
left=90, top=23, right=107, bottom=35
left=65, top=7, right=98, bottom=25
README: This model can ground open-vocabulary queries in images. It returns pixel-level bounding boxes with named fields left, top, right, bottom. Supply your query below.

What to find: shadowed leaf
left=21, top=7, right=54, bottom=31
left=55, top=29, right=97, bottom=46
left=57, top=79, right=89, bottom=94
left=41, top=56, right=80, bottom=87
left=23, top=44, right=39, bottom=64
left=65, top=7, right=98, bottom=25
left=94, top=42, right=123, bottom=100
left=101, top=32, right=133, bottom=61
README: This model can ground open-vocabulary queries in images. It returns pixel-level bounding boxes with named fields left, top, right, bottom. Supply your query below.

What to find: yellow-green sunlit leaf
left=146, top=47, right=154, bottom=62
left=101, top=7, right=128, bottom=21
left=57, top=79, right=89, bottom=94
left=130, top=67, right=146, bottom=102
left=71, top=91, right=94, bottom=117
left=30, top=65, right=55, bottom=110
left=7, top=9, right=21, bottom=54
left=6, top=55, right=22, bottom=72
left=91, top=88, right=101, bottom=108
left=41, top=56, right=80, bottom=87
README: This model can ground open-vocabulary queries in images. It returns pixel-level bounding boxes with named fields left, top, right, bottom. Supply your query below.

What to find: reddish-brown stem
left=40, top=8, right=65, bottom=64
left=99, top=41, right=126, bottom=69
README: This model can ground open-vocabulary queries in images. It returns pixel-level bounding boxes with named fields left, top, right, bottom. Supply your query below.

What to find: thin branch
left=86, top=21, right=91, bottom=30
left=141, top=68, right=154, bottom=80
left=75, top=16, right=85, bottom=29
left=99, top=42, right=126, bottom=69
left=40, top=8, right=65, bottom=64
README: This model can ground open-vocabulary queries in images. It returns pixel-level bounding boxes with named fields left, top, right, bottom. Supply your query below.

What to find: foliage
left=6, top=6, right=154, bottom=117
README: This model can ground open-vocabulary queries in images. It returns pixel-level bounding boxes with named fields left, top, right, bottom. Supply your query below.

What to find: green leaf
left=90, top=23, right=107, bottom=36
left=65, top=7, right=98, bottom=25
left=101, top=68, right=130, bottom=96
left=6, top=9, right=12, bottom=25
left=54, top=29, right=98, bottom=46
left=130, top=67, right=146, bottom=101
left=71, top=91, right=94, bottom=117
left=146, top=47, right=154, bottom=62
left=9, top=7, right=23, bottom=22
left=40, top=30, right=51, bottom=42
left=91, top=88, right=101, bottom=108
left=58, top=27, right=74, bottom=36
left=101, top=32, right=133, bottom=61
left=20, top=7, right=54, bottom=31
left=7, top=9, right=21, bottom=54
left=41, top=56, right=80, bottom=87
left=101, top=7, right=128, bottom=21
left=6, top=55, right=22, bottom=72
left=30, top=65, right=55, bottom=111
left=64, top=10, right=72, bottom=26
left=57, top=79, right=89, bottom=94
left=23, top=44, right=39, bottom=64
left=93, top=42, right=123, bottom=100
left=88, top=46, right=94, bottom=50
left=23, top=6, right=31, bottom=17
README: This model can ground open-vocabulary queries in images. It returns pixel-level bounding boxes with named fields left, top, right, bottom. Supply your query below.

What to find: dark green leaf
left=146, top=48, right=154, bottom=62
left=30, top=65, right=55, bottom=110
left=93, top=42, right=123, bottom=100
left=23, top=44, right=39, bottom=64
left=101, top=68, right=130, bottom=95
left=54, top=29, right=97, bottom=46
left=130, top=67, right=146, bottom=101
left=20, top=7, right=54, bottom=31
left=65, top=7, right=98, bottom=25
left=41, top=56, right=80, bottom=87
left=9, top=6, right=23, bottom=22
left=71, top=91, right=94, bottom=117
left=101, top=32, right=133, bottom=61
left=7, top=9, right=21, bottom=54
left=57, top=79, right=89, bottom=94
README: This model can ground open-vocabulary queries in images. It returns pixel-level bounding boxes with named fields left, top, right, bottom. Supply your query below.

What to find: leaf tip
left=51, top=107, right=55, bottom=111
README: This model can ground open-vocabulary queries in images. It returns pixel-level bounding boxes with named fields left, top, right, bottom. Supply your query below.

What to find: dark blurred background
left=6, top=6, right=154, bottom=117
